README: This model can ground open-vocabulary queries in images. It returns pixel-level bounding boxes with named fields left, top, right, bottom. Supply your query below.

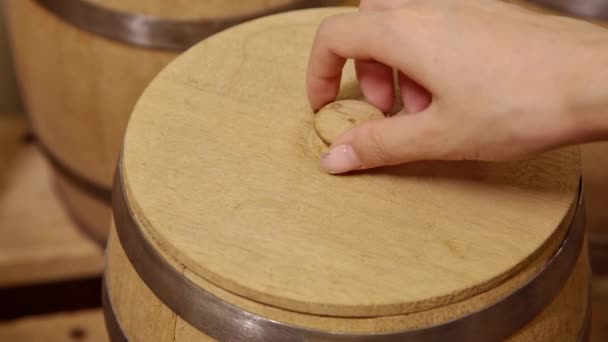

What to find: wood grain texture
left=3, top=0, right=349, bottom=187
left=113, top=200, right=573, bottom=334
left=3, top=0, right=328, bottom=241
left=105, top=225, right=180, bottom=342
left=0, top=114, right=103, bottom=287
left=0, top=309, right=108, bottom=342
left=314, top=100, right=384, bottom=145
left=502, top=0, right=608, bottom=270
left=4, top=0, right=174, bottom=188
left=105, top=220, right=589, bottom=340
left=121, top=7, right=580, bottom=316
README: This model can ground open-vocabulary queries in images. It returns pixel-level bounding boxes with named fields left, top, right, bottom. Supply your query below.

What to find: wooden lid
left=314, top=100, right=384, bottom=146
left=121, top=8, right=580, bottom=317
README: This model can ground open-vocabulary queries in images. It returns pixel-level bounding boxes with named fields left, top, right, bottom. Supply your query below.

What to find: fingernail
left=321, top=145, right=362, bottom=174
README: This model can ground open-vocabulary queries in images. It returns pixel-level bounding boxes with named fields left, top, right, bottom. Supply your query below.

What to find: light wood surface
left=4, top=0, right=176, bottom=188
left=3, top=0, right=351, bottom=188
left=0, top=309, right=108, bottom=342
left=2, top=0, right=349, bottom=243
left=0, top=114, right=103, bottom=287
left=109, top=196, right=575, bottom=335
left=106, top=227, right=180, bottom=342
left=105, top=220, right=589, bottom=340
left=121, top=7, right=580, bottom=317
left=314, top=100, right=384, bottom=145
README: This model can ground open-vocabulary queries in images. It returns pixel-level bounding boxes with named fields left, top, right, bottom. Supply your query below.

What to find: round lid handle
left=314, top=100, right=384, bottom=146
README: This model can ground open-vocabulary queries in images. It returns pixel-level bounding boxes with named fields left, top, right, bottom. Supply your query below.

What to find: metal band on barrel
left=527, top=0, right=608, bottom=20
left=34, top=0, right=323, bottom=50
left=112, top=156, right=586, bottom=342
left=102, top=280, right=128, bottom=342
left=579, top=288, right=592, bottom=342
left=102, top=282, right=592, bottom=342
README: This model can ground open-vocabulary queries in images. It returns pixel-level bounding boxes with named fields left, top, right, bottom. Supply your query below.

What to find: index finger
left=306, top=11, right=410, bottom=111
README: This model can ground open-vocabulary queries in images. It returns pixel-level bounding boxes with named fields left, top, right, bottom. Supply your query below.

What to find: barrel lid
left=121, top=8, right=580, bottom=317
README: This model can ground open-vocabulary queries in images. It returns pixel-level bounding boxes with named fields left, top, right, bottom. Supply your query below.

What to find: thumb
left=320, top=110, right=442, bottom=174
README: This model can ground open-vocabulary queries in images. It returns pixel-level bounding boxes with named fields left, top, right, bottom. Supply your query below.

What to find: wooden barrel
left=103, top=8, right=590, bottom=341
left=1, top=0, right=339, bottom=244
left=502, top=0, right=608, bottom=274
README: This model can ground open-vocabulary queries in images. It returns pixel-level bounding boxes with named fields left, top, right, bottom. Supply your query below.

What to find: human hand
left=307, top=0, right=608, bottom=173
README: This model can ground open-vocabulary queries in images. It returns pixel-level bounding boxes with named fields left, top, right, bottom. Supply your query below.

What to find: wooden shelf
left=0, top=114, right=104, bottom=287
left=0, top=309, right=108, bottom=342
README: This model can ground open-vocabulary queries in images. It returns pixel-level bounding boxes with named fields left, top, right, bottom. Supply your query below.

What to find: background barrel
left=2, top=0, right=352, bottom=243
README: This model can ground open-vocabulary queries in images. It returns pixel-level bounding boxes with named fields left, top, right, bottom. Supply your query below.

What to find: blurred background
left=0, top=4, right=21, bottom=114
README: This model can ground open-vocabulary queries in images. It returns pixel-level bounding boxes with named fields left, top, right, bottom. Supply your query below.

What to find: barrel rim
left=101, top=278, right=593, bottom=342
left=110, top=155, right=587, bottom=342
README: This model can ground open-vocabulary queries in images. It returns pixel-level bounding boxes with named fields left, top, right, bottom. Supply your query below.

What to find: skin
left=307, top=0, right=608, bottom=174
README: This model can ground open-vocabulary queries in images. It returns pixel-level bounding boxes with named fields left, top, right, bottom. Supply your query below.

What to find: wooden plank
left=0, top=309, right=108, bottom=342
left=0, top=114, right=104, bottom=287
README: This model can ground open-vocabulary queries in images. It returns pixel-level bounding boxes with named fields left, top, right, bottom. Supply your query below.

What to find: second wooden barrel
left=502, top=0, right=608, bottom=273
left=103, top=8, right=590, bottom=341
left=2, top=0, right=337, bottom=243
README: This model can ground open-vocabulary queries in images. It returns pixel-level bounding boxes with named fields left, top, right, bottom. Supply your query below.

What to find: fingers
left=399, top=71, right=432, bottom=113
left=307, top=11, right=412, bottom=111
left=320, top=107, right=444, bottom=173
left=355, top=60, right=395, bottom=112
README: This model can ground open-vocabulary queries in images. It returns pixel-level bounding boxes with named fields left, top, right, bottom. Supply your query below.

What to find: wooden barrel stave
left=104, top=222, right=590, bottom=341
